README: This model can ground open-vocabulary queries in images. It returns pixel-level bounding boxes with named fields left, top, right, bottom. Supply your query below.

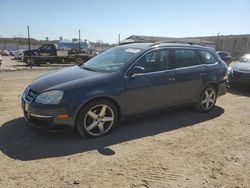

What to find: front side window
left=173, top=49, right=200, bottom=68
left=199, top=50, right=217, bottom=64
left=46, top=45, right=52, bottom=51
left=135, top=49, right=171, bottom=73
left=39, top=45, right=50, bottom=51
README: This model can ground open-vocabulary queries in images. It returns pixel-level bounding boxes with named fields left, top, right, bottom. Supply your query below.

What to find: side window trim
left=125, top=47, right=218, bottom=78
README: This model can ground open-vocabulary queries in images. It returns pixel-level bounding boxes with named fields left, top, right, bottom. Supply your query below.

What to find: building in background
left=121, top=35, right=216, bottom=48
left=122, top=34, right=250, bottom=57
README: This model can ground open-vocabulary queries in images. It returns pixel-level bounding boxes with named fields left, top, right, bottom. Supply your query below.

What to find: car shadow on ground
left=0, top=106, right=224, bottom=161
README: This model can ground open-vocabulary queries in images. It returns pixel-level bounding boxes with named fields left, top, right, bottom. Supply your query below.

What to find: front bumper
left=229, top=74, right=250, bottom=85
left=21, top=98, right=74, bottom=130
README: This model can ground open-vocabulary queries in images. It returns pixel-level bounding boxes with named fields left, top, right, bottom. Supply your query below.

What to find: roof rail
left=150, top=40, right=208, bottom=47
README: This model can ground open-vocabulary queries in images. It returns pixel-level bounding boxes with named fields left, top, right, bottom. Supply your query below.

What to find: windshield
left=81, top=47, right=141, bottom=72
left=240, top=58, right=250, bottom=63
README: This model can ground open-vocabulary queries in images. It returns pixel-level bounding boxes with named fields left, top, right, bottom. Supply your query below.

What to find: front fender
left=72, top=91, right=123, bottom=127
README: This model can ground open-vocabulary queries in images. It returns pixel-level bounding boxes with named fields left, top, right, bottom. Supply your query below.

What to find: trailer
left=22, top=40, right=96, bottom=66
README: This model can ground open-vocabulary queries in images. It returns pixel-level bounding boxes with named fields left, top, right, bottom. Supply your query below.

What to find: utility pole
left=246, top=35, right=250, bottom=51
left=216, top=33, right=220, bottom=51
left=27, top=25, right=32, bottom=69
left=78, top=29, right=81, bottom=53
left=16, top=38, right=19, bottom=51
left=118, top=33, right=120, bottom=45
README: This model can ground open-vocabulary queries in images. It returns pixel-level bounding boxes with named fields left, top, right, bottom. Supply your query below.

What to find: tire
left=26, top=57, right=36, bottom=66
left=59, top=58, right=66, bottom=64
left=76, top=99, right=119, bottom=138
left=195, top=85, right=217, bottom=112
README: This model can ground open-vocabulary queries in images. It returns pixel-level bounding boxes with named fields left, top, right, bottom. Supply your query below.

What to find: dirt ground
left=0, top=57, right=250, bottom=188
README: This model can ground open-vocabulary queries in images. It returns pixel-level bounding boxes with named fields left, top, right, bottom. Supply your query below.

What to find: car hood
left=30, top=66, right=106, bottom=93
left=232, top=63, right=250, bottom=72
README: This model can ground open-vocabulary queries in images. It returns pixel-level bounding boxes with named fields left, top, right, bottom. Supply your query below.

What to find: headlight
left=35, top=90, right=64, bottom=104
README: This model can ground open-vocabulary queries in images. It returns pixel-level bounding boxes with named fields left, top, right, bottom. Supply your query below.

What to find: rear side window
left=199, top=50, right=217, bottom=64
left=135, top=49, right=171, bottom=73
left=173, top=49, right=200, bottom=68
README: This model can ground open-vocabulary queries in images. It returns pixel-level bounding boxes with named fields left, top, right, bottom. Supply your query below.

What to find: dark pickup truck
left=23, top=41, right=96, bottom=66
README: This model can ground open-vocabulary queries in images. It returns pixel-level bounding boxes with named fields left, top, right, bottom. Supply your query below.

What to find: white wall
left=0, top=43, right=41, bottom=50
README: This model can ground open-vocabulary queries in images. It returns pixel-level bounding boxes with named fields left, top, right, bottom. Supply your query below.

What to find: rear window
left=199, top=50, right=217, bottom=64
left=218, top=52, right=228, bottom=57
left=173, top=49, right=200, bottom=68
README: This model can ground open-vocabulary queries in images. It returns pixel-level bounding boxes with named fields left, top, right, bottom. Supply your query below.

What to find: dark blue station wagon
left=22, top=42, right=228, bottom=138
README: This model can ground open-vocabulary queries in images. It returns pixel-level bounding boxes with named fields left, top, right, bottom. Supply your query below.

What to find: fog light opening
left=57, top=114, right=69, bottom=119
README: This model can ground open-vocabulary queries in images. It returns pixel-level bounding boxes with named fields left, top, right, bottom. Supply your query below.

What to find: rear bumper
left=217, top=80, right=228, bottom=97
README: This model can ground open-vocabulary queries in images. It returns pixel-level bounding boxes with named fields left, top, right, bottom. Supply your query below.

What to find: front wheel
left=75, top=57, right=84, bottom=65
left=76, top=99, right=118, bottom=138
left=196, top=85, right=217, bottom=112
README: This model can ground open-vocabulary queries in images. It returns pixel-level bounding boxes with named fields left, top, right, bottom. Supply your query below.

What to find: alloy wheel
left=201, top=88, right=216, bottom=111
left=83, top=104, right=114, bottom=137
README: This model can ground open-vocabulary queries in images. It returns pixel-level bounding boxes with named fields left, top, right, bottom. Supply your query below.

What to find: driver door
left=124, top=49, right=176, bottom=115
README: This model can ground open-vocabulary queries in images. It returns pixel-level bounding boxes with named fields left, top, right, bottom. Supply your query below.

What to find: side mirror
left=127, top=66, right=145, bottom=78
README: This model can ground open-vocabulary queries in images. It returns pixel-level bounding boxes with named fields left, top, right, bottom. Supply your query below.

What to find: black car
left=22, top=42, right=228, bottom=138
left=217, top=51, right=232, bottom=65
left=229, top=54, right=250, bottom=86
left=22, top=44, right=58, bottom=65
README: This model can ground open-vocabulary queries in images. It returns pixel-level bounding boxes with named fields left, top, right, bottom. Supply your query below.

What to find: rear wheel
left=76, top=99, right=118, bottom=138
left=26, top=57, right=35, bottom=66
left=196, top=85, right=217, bottom=112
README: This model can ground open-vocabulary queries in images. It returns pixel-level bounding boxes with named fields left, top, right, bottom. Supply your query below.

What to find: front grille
left=23, top=87, right=37, bottom=103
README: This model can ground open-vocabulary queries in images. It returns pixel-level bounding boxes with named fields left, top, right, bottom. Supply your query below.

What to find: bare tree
left=96, top=40, right=104, bottom=44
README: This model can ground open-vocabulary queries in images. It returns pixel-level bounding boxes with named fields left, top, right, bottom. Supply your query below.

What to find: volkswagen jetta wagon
left=22, top=42, right=228, bottom=138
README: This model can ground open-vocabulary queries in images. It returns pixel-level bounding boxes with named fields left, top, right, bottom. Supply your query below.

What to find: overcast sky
left=0, top=0, right=249, bottom=43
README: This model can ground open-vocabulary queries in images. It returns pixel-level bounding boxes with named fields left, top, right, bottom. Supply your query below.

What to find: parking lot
left=0, top=57, right=250, bottom=187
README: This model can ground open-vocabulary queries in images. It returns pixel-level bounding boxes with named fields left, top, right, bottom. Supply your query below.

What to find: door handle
left=200, top=72, right=207, bottom=76
left=168, top=77, right=175, bottom=81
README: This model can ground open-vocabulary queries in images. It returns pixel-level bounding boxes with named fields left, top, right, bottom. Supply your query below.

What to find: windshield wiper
left=81, top=66, right=96, bottom=72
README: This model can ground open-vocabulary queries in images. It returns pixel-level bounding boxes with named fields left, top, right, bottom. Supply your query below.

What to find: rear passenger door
left=172, top=48, right=206, bottom=103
